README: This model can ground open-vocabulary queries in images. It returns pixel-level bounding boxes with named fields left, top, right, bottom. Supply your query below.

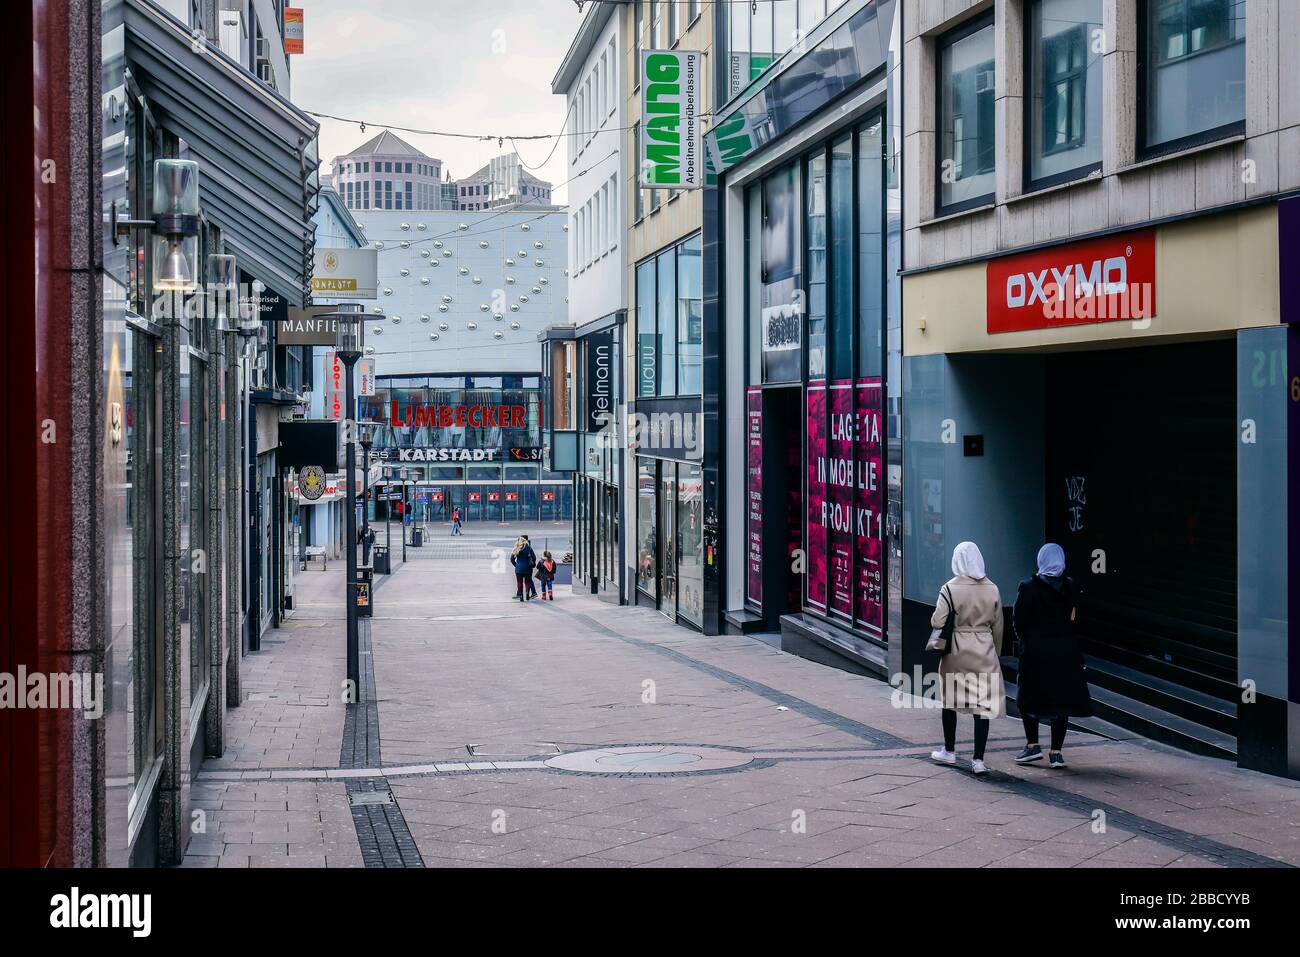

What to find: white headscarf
left=951, top=541, right=987, bottom=580
left=1036, top=542, right=1066, bottom=578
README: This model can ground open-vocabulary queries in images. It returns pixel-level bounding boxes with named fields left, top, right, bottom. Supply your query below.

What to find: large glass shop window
left=677, top=464, right=704, bottom=627
left=803, top=120, right=887, bottom=637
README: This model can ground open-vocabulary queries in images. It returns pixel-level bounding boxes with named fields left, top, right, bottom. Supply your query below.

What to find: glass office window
left=1029, top=0, right=1103, bottom=187
left=677, top=463, right=704, bottom=627
left=637, top=459, right=657, bottom=596
left=1143, top=0, right=1245, bottom=153
left=676, top=234, right=702, bottom=395
left=805, top=151, right=827, bottom=379
left=937, top=16, right=996, bottom=213
left=656, top=246, right=677, bottom=395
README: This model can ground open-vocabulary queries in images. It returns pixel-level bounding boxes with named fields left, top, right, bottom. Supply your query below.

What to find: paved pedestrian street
left=184, top=529, right=1300, bottom=870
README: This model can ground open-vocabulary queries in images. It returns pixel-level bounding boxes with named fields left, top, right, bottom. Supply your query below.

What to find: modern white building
left=353, top=209, right=569, bottom=376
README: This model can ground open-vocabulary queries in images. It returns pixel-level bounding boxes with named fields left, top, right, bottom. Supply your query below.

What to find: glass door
left=659, top=465, right=677, bottom=619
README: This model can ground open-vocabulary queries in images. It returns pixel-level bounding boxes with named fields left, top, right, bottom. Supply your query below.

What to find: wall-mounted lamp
left=113, top=159, right=203, bottom=293
left=208, top=253, right=238, bottom=332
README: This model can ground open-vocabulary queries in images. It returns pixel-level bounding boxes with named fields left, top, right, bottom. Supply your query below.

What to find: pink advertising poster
left=805, top=376, right=885, bottom=633
left=855, top=378, right=884, bottom=634
left=828, top=382, right=855, bottom=622
left=746, top=387, right=763, bottom=607
left=805, top=381, right=827, bottom=612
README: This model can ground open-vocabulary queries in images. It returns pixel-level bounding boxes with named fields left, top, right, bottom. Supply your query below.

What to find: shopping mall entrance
left=1042, top=338, right=1238, bottom=756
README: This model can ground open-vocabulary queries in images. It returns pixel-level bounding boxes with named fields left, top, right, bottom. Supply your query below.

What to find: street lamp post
left=358, top=421, right=376, bottom=565
left=332, top=304, right=364, bottom=696
left=401, top=467, right=410, bottom=563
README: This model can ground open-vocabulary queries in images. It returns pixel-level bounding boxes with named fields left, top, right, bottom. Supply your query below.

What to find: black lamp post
left=332, top=304, right=364, bottom=696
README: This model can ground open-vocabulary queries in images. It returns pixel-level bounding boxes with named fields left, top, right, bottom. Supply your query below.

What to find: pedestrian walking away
left=451, top=506, right=462, bottom=536
left=535, top=550, right=557, bottom=600
left=520, top=535, right=538, bottom=599
left=927, top=541, right=1006, bottom=775
left=1012, top=543, right=1093, bottom=769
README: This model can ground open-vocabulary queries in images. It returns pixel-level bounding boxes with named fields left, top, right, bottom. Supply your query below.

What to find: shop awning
left=122, top=0, right=319, bottom=304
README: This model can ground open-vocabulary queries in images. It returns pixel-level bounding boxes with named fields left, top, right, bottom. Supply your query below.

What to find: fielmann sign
left=640, top=50, right=703, bottom=189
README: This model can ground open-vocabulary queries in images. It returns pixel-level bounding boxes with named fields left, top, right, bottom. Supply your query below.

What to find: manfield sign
left=639, top=49, right=703, bottom=189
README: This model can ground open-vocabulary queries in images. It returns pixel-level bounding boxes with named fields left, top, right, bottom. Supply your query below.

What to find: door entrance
left=1045, top=339, right=1238, bottom=738
left=757, top=387, right=803, bottom=630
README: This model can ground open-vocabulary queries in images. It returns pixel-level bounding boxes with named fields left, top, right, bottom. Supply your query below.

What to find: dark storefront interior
left=1039, top=338, right=1238, bottom=756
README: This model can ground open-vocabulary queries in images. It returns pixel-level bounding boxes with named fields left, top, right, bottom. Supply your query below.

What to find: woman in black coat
left=1013, top=543, right=1092, bottom=769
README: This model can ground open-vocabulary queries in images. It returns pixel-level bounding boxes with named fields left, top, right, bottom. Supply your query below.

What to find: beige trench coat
left=928, top=575, right=1006, bottom=718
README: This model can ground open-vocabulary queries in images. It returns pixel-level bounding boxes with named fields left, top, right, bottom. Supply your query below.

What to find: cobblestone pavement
left=183, top=541, right=1300, bottom=869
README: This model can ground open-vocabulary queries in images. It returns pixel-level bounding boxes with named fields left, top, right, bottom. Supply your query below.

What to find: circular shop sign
left=299, top=465, right=326, bottom=501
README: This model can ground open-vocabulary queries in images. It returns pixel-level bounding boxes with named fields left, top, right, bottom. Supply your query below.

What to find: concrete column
left=226, top=338, right=243, bottom=709
left=204, top=321, right=227, bottom=756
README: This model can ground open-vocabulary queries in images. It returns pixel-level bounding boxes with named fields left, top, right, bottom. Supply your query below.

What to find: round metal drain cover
left=545, top=745, right=752, bottom=774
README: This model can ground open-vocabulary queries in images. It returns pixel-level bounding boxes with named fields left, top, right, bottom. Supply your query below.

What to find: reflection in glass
left=805, top=151, right=827, bottom=379
left=1029, top=0, right=1102, bottom=185
left=1145, top=0, right=1244, bottom=150
left=637, top=459, right=657, bottom=597
left=677, top=464, right=704, bottom=627
left=676, top=235, right=702, bottom=395
left=938, top=19, right=996, bottom=211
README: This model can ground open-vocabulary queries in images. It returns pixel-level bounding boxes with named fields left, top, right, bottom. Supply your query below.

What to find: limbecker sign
left=640, top=50, right=703, bottom=189
left=385, top=401, right=528, bottom=429
left=986, top=229, right=1156, bottom=334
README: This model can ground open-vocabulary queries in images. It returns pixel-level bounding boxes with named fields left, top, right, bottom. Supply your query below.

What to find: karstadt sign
left=640, top=49, right=703, bottom=189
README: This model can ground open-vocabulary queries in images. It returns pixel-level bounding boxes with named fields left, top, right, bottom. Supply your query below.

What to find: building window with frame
left=1141, top=0, right=1245, bottom=156
left=1028, top=0, right=1102, bottom=189
left=636, top=259, right=657, bottom=396
left=637, top=459, right=657, bottom=597
left=676, top=234, right=702, bottom=395
left=937, top=14, right=996, bottom=215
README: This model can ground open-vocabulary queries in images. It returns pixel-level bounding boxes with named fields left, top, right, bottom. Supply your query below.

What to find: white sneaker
left=930, top=748, right=958, bottom=766
left=971, top=759, right=989, bottom=775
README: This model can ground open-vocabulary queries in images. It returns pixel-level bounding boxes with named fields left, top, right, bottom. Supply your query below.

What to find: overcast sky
left=292, top=0, right=583, bottom=203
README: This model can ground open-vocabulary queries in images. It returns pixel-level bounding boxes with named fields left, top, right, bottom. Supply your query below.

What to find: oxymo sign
left=986, top=229, right=1156, bottom=334
left=640, top=50, right=703, bottom=189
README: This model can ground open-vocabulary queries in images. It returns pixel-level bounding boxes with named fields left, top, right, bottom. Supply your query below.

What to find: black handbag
left=929, top=586, right=956, bottom=655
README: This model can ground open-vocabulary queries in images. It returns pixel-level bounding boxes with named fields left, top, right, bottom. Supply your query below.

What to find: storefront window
left=660, top=467, right=677, bottom=617
left=677, top=464, right=704, bottom=626
left=1028, top=0, right=1103, bottom=188
left=189, top=356, right=208, bottom=705
left=637, top=459, right=657, bottom=596
left=805, top=151, right=827, bottom=379
left=1142, top=0, right=1245, bottom=154
left=129, top=326, right=163, bottom=789
left=937, top=16, right=996, bottom=214
left=830, top=136, right=853, bottom=380
left=858, top=117, right=885, bottom=377
left=636, top=259, right=657, bottom=397
left=760, top=165, right=801, bottom=383
left=676, top=235, right=702, bottom=395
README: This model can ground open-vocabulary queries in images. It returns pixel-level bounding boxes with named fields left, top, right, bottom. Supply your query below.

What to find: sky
left=291, top=0, right=584, bottom=204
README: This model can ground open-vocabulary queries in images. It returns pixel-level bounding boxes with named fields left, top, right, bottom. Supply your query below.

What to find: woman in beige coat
left=927, top=541, right=1005, bottom=774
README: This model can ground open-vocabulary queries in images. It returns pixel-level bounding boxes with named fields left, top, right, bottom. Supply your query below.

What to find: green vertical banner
left=640, top=49, right=703, bottom=189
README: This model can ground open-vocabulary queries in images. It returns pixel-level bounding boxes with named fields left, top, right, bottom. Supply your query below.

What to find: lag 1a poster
left=746, top=388, right=763, bottom=607
left=805, top=377, right=884, bottom=634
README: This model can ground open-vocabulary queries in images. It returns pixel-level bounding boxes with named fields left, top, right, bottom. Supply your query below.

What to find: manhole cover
left=348, top=790, right=395, bottom=807
left=544, top=745, right=752, bottom=774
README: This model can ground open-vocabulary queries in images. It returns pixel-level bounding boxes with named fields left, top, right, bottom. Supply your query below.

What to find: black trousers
left=942, top=709, right=989, bottom=760
left=1023, top=715, right=1069, bottom=751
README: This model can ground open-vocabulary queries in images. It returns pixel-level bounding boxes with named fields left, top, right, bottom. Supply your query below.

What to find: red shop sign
left=541, top=491, right=556, bottom=502
left=468, top=492, right=481, bottom=502
left=488, top=491, right=500, bottom=502
left=430, top=492, right=444, bottom=502
left=986, top=229, right=1156, bottom=334
left=505, top=492, right=518, bottom=502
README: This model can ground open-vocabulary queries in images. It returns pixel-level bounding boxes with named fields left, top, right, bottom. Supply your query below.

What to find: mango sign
left=639, top=50, right=703, bottom=189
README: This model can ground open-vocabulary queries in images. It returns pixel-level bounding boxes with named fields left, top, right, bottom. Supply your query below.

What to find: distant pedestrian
left=928, top=541, right=1005, bottom=775
left=451, top=507, right=462, bottom=536
left=535, top=550, right=556, bottom=601
left=1012, top=543, right=1092, bottom=769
